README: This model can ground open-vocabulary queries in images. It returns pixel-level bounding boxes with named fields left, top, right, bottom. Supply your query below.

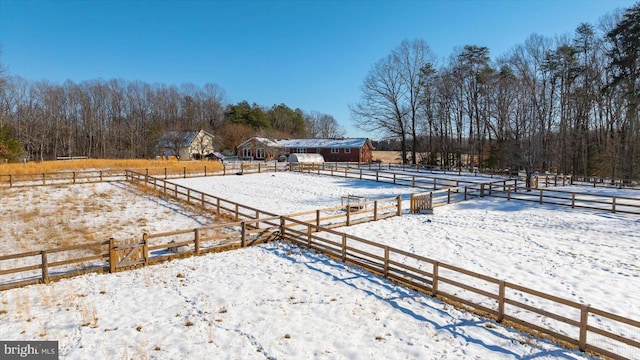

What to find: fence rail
left=570, top=176, right=640, bottom=190
left=2, top=212, right=638, bottom=358
left=409, top=180, right=518, bottom=213
left=289, top=163, right=517, bottom=193
left=125, top=170, right=403, bottom=229
left=496, top=186, right=640, bottom=215
left=0, top=162, right=286, bottom=188
left=279, top=218, right=640, bottom=360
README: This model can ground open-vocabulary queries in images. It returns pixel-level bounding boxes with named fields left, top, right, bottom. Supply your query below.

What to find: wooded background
left=1, top=3, right=638, bottom=180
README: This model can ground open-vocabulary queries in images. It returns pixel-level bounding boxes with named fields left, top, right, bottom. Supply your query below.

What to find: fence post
left=612, top=197, right=616, bottom=213
left=235, top=204, right=239, bottom=221
left=498, top=281, right=505, bottom=322
left=572, top=193, right=575, bottom=208
left=201, top=193, right=205, bottom=208
left=216, top=198, right=221, bottom=216
left=539, top=189, right=543, bottom=204
left=384, top=246, right=389, bottom=278
left=194, top=229, right=200, bottom=255
left=341, top=234, right=347, bottom=261
left=9, top=174, right=12, bottom=188
left=280, top=217, right=286, bottom=241
left=374, top=200, right=378, bottom=221
left=258, top=163, right=261, bottom=173
left=397, top=196, right=402, bottom=216
left=307, top=223, right=312, bottom=247
left=346, top=204, right=351, bottom=226
left=432, top=261, right=439, bottom=297
left=480, top=184, right=485, bottom=197
left=579, top=305, right=589, bottom=352
left=507, top=188, right=511, bottom=201
left=109, top=238, right=116, bottom=273
left=142, top=233, right=149, bottom=265
left=316, top=210, right=321, bottom=231
left=241, top=222, right=246, bottom=247
left=447, top=189, right=451, bottom=204
left=464, top=186, right=468, bottom=200
left=73, top=171, right=76, bottom=184
left=42, top=173, right=46, bottom=185
left=41, top=251, right=49, bottom=284
left=409, top=194, right=415, bottom=214
left=393, top=173, right=396, bottom=184
left=204, top=165, right=207, bottom=177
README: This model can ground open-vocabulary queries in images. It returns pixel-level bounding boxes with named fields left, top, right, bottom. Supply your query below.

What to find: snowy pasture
left=1, top=171, right=638, bottom=359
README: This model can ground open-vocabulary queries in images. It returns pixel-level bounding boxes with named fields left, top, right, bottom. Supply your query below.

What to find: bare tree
left=351, top=39, right=434, bottom=164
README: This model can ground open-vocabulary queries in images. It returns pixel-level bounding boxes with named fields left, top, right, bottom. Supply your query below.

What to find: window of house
left=344, top=148, right=351, bottom=154
left=243, top=148, right=252, bottom=158
left=256, top=148, right=265, bottom=159
left=296, top=148, right=307, bottom=153
left=331, top=148, right=339, bottom=154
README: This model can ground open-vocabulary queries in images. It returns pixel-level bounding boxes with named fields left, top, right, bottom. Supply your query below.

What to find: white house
left=155, top=130, right=216, bottom=160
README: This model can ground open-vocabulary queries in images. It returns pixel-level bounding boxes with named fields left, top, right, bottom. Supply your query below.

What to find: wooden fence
left=289, top=162, right=515, bottom=193
left=409, top=180, right=518, bottom=213
left=280, top=218, right=640, bottom=360
left=0, top=217, right=282, bottom=290
left=570, top=176, right=640, bottom=190
left=124, top=170, right=403, bottom=229
left=0, top=162, right=286, bottom=188
left=496, top=186, right=640, bottom=215
left=0, top=170, right=125, bottom=188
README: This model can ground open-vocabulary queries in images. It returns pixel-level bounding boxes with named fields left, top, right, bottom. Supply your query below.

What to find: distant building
left=236, top=137, right=374, bottom=163
left=155, top=130, right=216, bottom=160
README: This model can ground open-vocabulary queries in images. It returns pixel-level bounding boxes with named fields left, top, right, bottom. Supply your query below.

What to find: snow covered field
left=1, top=171, right=638, bottom=359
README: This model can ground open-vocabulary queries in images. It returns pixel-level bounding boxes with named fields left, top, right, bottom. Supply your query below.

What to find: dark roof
left=155, top=131, right=198, bottom=149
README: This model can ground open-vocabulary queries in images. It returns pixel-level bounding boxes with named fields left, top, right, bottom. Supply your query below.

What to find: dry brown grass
left=0, top=159, right=222, bottom=175
left=372, top=151, right=402, bottom=164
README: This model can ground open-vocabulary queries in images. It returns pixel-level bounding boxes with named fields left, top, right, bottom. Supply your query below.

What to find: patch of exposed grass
left=0, top=159, right=222, bottom=176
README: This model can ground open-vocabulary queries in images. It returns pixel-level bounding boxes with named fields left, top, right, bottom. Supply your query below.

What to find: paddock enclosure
left=1, top=162, right=640, bottom=359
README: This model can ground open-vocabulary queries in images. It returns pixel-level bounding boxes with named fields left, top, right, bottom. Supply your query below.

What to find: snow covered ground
left=1, top=243, right=595, bottom=359
left=1, top=171, right=638, bottom=359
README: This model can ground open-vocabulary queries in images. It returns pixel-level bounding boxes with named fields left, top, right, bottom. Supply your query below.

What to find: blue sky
left=0, top=0, right=636, bottom=139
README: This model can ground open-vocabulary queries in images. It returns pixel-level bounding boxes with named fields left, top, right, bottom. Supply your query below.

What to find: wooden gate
left=410, top=193, right=433, bottom=214
left=109, top=238, right=147, bottom=272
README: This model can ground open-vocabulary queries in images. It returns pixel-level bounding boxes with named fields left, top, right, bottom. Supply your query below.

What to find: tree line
left=0, top=78, right=344, bottom=161
left=352, top=3, right=639, bottom=180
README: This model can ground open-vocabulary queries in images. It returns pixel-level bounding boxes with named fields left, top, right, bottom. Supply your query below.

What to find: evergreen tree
left=0, top=125, right=24, bottom=162
left=606, top=2, right=640, bottom=179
